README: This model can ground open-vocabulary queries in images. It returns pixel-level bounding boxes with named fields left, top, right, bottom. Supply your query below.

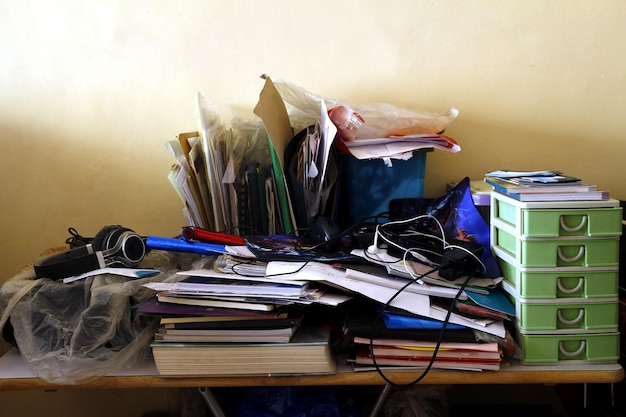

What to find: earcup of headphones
left=92, top=225, right=126, bottom=251
left=92, top=224, right=145, bottom=265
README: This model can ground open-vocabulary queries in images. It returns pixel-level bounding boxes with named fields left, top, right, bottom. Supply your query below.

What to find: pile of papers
left=134, top=229, right=516, bottom=376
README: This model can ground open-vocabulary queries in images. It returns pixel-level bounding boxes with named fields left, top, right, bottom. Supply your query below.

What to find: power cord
left=365, top=214, right=487, bottom=276
left=65, top=227, right=93, bottom=248
left=367, top=246, right=482, bottom=386
left=365, top=214, right=447, bottom=264
left=366, top=226, right=486, bottom=386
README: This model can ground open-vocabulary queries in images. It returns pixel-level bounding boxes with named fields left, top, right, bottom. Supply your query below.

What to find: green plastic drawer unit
left=519, top=332, right=620, bottom=364
left=490, top=193, right=622, bottom=238
left=497, top=256, right=619, bottom=299
left=515, top=299, right=619, bottom=333
left=492, top=227, right=620, bottom=268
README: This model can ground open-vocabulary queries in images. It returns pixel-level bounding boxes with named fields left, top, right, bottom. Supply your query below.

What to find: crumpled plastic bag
left=273, top=78, right=459, bottom=140
left=0, top=248, right=199, bottom=385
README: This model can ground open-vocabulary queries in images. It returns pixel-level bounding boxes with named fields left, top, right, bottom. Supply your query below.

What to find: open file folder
left=167, top=78, right=299, bottom=236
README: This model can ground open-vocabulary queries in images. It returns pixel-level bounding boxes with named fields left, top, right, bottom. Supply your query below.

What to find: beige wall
left=2, top=0, right=625, bottom=283
left=1, top=2, right=625, bottom=414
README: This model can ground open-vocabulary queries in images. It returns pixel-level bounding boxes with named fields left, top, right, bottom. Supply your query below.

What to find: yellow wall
left=2, top=0, right=625, bottom=283
left=1, top=2, right=625, bottom=414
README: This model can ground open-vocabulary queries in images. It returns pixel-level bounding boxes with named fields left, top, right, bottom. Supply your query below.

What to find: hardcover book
left=160, top=315, right=301, bottom=329
left=135, top=296, right=284, bottom=318
left=151, top=325, right=335, bottom=377
left=491, top=188, right=609, bottom=202
left=154, top=324, right=299, bottom=343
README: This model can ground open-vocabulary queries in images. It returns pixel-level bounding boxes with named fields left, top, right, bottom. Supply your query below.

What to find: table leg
left=198, top=387, right=227, bottom=417
left=368, top=383, right=393, bottom=417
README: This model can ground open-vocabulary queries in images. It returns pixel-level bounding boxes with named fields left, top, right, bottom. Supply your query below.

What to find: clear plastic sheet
left=0, top=248, right=201, bottom=385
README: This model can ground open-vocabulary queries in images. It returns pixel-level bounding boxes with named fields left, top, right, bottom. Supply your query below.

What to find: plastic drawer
left=519, top=332, right=620, bottom=364
left=497, top=256, right=618, bottom=299
left=492, top=227, right=620, bottom=268
left=513, top=299, right=619, bottom=333
left=490, top=193, right=621, bottom=238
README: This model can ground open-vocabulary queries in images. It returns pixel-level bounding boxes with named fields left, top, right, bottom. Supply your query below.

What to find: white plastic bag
left=273, top=78, right=459, bottom=140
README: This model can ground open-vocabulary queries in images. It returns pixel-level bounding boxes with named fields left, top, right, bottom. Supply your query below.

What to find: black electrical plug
left=438, top=241, right=484, bottom=280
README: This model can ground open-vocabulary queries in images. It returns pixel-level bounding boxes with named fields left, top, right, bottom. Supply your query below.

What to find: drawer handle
left=556, top=277, right=584, bottom=294
left=557, top=309, right=584, bottom=325
left=557, top=246, right=584, bottom=263
left=559, top=215, right=587, bottom=232
left=559, top=340, right=586, bottom=357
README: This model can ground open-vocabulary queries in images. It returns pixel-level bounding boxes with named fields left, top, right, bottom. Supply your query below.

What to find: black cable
left=368, top=267, right=473, bottom=387
left=65, top=227, right=93, bottom=248
left=294, top=214, right=388, bottom=254
left=229, top=256, right=313, bottom=279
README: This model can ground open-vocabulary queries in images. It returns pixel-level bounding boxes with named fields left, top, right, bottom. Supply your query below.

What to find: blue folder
left=381, top=311, right=466, bottom=330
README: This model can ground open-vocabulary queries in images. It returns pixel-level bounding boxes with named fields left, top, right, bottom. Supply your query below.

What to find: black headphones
left=34, top=225, right=146, bottom=280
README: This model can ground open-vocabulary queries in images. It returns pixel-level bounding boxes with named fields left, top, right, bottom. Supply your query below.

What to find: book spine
left=484, top=179, right=523, bottom=200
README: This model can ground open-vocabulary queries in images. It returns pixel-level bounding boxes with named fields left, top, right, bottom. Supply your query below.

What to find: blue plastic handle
left=146, top=236, right=227, bottom=255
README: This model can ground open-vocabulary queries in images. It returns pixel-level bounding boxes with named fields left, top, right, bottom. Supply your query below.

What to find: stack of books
left=136, top=296, right=337, bottom=377
left=154, top=310, right=302, bottom=344
left=136, top=260, right=348, bottom=377
left=484, top=170, right=608, bottom=202
left=150, top=317, right=335, bottom=377
left=341, top=303, right=507, bottom=372
left=350, top=336, right=502, bottom=371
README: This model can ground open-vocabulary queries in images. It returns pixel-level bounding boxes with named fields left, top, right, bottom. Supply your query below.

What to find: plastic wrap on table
left=0, top=248, right=204, bottom=384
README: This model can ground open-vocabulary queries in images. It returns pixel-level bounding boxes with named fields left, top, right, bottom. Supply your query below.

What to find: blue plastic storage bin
left=342, top=151, right=428, bottom=224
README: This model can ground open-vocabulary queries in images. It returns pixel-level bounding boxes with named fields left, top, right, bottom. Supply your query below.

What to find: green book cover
left=268, top=139, right=294, bottom=234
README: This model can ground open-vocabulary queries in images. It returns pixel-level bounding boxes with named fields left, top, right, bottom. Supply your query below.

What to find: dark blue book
left=133, top=296, right=285, bottom=318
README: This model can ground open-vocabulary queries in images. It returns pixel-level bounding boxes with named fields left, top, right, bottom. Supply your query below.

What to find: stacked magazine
left=484, top=170, right=609, bottom=202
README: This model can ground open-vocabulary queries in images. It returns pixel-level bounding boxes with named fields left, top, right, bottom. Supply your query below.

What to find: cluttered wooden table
left=0, top=346, right=622, bottom=391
